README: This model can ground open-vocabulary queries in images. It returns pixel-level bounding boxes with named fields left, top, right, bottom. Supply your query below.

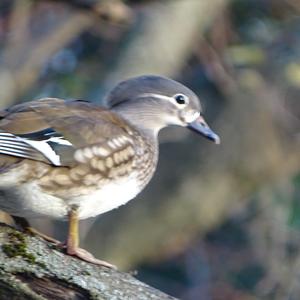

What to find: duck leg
left=66, top=206, right=116, bottom=269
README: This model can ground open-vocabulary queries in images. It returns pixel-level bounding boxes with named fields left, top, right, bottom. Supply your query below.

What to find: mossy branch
left=0, top=223, right=176, bottom=300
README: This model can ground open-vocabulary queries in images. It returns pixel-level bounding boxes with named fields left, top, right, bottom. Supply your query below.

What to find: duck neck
left=111, top=102, right=165, bottom=139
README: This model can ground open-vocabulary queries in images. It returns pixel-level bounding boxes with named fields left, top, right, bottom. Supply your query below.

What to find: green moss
left=2, top=231, right=39, bottom=265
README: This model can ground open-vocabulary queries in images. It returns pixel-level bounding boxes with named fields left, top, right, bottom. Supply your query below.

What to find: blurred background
left=0, top=0, right=299, bottom=299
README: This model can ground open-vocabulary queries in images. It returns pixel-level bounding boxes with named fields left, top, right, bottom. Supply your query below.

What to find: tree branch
left=0, top=223, right=176, bottom=300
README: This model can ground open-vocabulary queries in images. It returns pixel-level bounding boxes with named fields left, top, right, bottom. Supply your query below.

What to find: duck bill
left=187, top=116, right=220, bottom=144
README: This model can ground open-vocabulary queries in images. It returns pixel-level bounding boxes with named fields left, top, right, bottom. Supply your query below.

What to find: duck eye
left=174, top=94, right=188, bottom=105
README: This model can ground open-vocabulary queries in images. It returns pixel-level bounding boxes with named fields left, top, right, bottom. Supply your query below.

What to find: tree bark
left=0, top=223, right=176, bottom=300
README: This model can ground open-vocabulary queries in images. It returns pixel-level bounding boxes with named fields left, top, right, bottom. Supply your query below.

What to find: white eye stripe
left=139, top=93, right=173, bottom=101
left=139, top=93, right=189, bottom=108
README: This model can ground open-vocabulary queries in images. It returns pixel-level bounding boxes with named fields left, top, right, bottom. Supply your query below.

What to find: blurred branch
left=194, top=37, right=236, bottom=95
left=252, top=184, right=300, bottom=300
left=14, top=12, right=94, bottom=94
left=0, top=0, right=134, bottom=108
left=2, top=0, right=32, bottom=67
left=103, top=0, right=229, bottom=87
left=286, top=0, right=300, bottom=12
left=49, top=0, right=133, bottom=23
left=0, top=2, right=96, bottom=108
left=0, top=223, right=176, bottom=300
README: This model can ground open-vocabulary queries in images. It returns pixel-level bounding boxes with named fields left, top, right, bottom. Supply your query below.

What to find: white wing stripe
left=0, top=146, right=32, bottom=155
left=19, top=138, right=62, bottom=166
left=0, top=141, right=33, bottom=150
left=0, top=149, right=36, bottom=160
left=0, top=149, right=27, bottom=158
left=0, top=131, right=73, bottom=166
left=0, top=136, right=26, bottom=142
left=0, top=133, right=16, bottom=137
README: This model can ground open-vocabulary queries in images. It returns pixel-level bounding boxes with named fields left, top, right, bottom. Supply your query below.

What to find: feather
left=0, top=130, right=74, bottom=166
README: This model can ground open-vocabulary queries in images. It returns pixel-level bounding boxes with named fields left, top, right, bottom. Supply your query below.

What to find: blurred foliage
left=0, top=0, right=299, bottom=300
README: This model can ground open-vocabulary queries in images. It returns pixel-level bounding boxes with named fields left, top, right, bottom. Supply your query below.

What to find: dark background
left=0, top=0, right=299, bottom=299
